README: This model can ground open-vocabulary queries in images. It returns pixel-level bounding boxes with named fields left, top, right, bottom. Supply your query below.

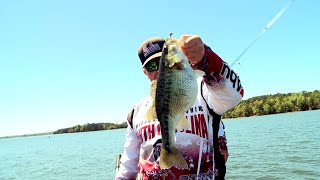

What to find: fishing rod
left=230, top=0, right=296, bottom=67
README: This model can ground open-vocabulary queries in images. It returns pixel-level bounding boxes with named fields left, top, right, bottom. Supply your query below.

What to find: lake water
left=1, top=110, right=319, bottom=180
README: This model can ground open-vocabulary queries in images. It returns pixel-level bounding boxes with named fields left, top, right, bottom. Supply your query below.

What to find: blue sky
left=0, top=0, right=319, bottom=137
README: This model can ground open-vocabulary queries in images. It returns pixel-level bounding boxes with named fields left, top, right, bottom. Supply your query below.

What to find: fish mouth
left=161, top=38, right=177, bottom=58
left=160, top=38, right=184, bottom=68
left=159, top=43, right=169, bottom=67
left=161, top=44, right=169, bottom=57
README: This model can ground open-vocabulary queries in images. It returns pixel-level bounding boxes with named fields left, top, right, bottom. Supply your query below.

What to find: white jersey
left=116, top=65, right=244, bottom=179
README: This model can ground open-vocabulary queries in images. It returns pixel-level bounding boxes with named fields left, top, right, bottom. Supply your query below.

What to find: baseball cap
left=138, top=37, right=165, bottom=67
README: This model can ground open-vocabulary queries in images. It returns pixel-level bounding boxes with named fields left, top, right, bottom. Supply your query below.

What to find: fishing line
left=230, top=0, right=296, bottom=67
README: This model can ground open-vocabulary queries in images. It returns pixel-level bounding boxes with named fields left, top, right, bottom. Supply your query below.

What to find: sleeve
left=194, top=45, right=244, bottom=115
left=115, top=109, right=140, bottom=180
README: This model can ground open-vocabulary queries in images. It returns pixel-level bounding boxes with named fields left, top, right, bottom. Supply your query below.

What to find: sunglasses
left=145, top=58, right=160, bottom=72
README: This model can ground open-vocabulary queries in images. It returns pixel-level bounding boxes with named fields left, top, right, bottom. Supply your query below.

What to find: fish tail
left=160, top=146, right=188, bottom=169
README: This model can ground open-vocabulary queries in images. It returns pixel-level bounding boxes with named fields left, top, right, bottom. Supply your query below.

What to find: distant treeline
left=53, top=122, right=127, bottom=134
left=224, top=90, right=320, bottom=118
left=53, top=90, right=319, bottom=134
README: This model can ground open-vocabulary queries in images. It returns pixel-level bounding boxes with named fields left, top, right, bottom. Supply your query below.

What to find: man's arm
left=115, top=110, right=140, bottom=180
left=196, top=44, right=244, bottom=114
left=181, top=34, right=244, bottom=114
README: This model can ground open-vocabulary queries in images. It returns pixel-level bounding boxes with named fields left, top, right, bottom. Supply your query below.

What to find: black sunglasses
left=145, top=58, right=160, bottom=72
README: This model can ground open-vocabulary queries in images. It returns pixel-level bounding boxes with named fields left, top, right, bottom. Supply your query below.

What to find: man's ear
left=143, top=68, right=147, bottom=75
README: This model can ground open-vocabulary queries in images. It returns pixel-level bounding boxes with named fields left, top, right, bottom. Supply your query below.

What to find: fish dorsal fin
left=144, top=80, right=158, bottom=120
left=150, top=80, right=157, bottom=100
left=176, top=116, right=189, bottom=129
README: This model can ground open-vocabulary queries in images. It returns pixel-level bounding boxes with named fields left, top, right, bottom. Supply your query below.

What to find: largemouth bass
left=145, top=37, right=198, bottom=169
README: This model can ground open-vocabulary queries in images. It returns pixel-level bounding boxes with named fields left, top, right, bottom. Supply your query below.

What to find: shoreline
left=0, top=132, right=53, bottom=139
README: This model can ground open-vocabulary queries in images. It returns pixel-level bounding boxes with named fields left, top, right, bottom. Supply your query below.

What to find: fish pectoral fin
left=176, top=116, right=189, bottom=129
left=160, top=146, right=188, bottom=169
left=144, top=105, right=157, bottom=120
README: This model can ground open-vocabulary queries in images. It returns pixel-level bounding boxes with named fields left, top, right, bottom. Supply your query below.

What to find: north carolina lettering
left=179, top=113, right=208, bottom=139
left=136, top=113, right=208, bottom=143
left=135, top=119, right=157, bottom=129
left=186, top=106, right=204, bottom=114
left=186, top=114, right=208, bottom=139
left=137, top=124, right=158, bottom=142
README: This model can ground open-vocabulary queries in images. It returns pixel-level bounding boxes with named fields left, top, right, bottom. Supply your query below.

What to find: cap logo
left=143, top=42, right=161, bottom=57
